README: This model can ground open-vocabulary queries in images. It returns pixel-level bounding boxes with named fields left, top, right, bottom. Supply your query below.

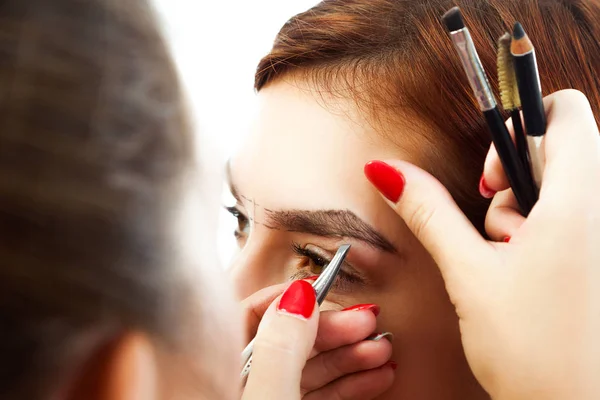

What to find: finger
left=242, top=278, right=318, bottom=341
left=303, top=363, right=396, bottom=400
left=364, top=160, right=493, bottom=296
left=537, top=90, right=600, bottom=202
left=483, top=116, right=515, bottom=192
left=484, top=90, right=600, bottom=201
left=241, top=282, right=289, bottom=341
left=243, top=280, right=319, bottom=400
left=312, top=308, right=378, bottom=354
left=301, top=338, right=392, bottom=393
left=485, top=189, right=525, bottom=242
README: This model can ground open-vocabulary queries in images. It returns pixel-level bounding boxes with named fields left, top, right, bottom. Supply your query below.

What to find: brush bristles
left=511, top=72, right=521, bottom=108
left=442, top=7, right=465, bottom=32
left=497, top=33, right=521, bottom=110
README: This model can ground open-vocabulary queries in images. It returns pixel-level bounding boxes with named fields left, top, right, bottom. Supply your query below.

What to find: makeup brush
left=512, top=22, right=546, bottom=190
left=442, top=7, right=537, bottom=215
left=497, top=32, right=532, bottom=182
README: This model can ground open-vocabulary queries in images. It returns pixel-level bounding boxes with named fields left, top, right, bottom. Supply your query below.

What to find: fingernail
left=364, top=161, right=405, bottom=203
left=503, top=236, right=511, bottom=243
left=366, top=332, right=394, bottom=342
left=479, top=174, right=496, bottom=199
left=342, top=304, right=380, bottom=317
left=277, top=280, right=316, bottom=319
left=304, top=275, right=320, bottom=282
left=385, top=361, right=398, bottom=370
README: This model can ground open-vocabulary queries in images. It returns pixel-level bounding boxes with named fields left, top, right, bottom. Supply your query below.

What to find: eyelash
left=291, top=242, right=362, bottom=290
left=225, top=205, right=249, bottom=240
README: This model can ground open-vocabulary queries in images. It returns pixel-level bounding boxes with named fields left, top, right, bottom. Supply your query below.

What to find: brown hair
left=255, top=0, right=600, bottom=231
left=0, top=0, right=196, bottom=397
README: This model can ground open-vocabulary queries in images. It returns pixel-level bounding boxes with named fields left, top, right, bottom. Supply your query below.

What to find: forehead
left=231, top=81, right=407, bottom=212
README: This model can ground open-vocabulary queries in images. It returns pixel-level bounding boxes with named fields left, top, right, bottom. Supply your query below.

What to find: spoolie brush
left=497, top=33, right=531, bottom=181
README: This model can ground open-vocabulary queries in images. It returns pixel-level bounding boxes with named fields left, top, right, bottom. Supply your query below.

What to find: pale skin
left=228, top=80, right=487, bottom=399
left=229, top=82, right=600, bottom=399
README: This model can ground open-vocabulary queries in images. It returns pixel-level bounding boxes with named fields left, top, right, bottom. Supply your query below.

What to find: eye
left=225, top=205, right=250, bottom=245
left=291, top=243, right=363, bottom=290
left=292, top=243, right=328, bottom=275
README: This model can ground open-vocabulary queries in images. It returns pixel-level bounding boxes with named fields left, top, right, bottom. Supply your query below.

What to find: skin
left=228, top=79, right=488, bottom=399
left=57, top=89, right=600, bottom=400
left=62, top=285, right=242, bottom=400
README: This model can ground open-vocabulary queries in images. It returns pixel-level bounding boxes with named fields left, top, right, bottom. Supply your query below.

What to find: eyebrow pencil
left=442, top=7, right=538, bottom=215
left=240, top=244, right=351, bottom=382
left=511, top=22, right=547, bottom=190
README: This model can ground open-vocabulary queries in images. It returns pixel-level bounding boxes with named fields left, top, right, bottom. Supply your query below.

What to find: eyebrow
left=265, top=208, right=397, bottom=253
left=225, top=161, right=396, bottom=253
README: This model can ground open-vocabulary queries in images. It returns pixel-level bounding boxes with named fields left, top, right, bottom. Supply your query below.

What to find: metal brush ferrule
left=450, top=28, right=497, bottom=111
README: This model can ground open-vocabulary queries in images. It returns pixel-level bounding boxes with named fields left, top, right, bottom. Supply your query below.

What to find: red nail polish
left=342, top=303, right=380, bottom=316
left=364, top=161, right=405, bottom=203
left=277, top=280, right=316, bottom=319
left=503, top=236, right=511, bottom=243
left=386, top=361, right=398, bottom=370
left=479, top=175, right=496, bottom=199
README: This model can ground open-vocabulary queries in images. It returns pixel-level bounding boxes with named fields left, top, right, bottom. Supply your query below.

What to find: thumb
left=364, top=160, right=491, bottom=290
left=241, top=282, right=289, bottom=342
left=242, top=280, right=319, bottom=400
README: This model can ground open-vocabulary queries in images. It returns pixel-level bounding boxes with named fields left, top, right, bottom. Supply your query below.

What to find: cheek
left=324, top=246, right=454, bottom=335
left=319, top=297, right=355, bottom=312
left=379, top=253, right=460, bottom=356
left=227, top=230, right=294, bottom=300
left=395, top=250, right=454, bottom=323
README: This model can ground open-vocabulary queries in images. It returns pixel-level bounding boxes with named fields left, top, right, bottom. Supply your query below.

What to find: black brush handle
left=512, top=109, right=535, bottom=188
left=514, top=52, right=546, bottom=137
left=484, top=108, right=538, bottom=215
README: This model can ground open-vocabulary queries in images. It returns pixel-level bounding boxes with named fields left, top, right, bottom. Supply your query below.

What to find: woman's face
left=227, top=80, right=485, bottom=399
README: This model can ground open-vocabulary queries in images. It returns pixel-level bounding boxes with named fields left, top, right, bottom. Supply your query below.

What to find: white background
left=151, top=1, right=319, bottom=266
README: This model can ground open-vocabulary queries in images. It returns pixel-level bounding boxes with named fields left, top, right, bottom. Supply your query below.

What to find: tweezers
left=240, top=244, right=351, bottom=381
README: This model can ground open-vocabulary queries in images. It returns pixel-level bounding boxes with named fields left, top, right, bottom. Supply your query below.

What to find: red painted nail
left=386, top=361, right=398, bottom=370
left=364, top=161, right=405, bottom=203
left=342, top=303, right=380, bottom=317
left=277, top=280, right=316, bottom=319
left=304, top=275, right=320, bottom=282
left=479, top=175, right=496, bottom=199
left=503, top=236, right=511, bottom=243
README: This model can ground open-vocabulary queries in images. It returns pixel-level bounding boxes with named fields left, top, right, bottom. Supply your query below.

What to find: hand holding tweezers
left=240, top=244, right=351, bottom=380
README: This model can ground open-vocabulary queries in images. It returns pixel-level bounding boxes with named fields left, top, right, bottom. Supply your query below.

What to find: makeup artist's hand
left=242, top=280, right=319, bottom=400
left=242, top=283, right=394, bottom=399
left=364, top=89, right=600, bottom=400
left=482, top=90, right=596, bottom=241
